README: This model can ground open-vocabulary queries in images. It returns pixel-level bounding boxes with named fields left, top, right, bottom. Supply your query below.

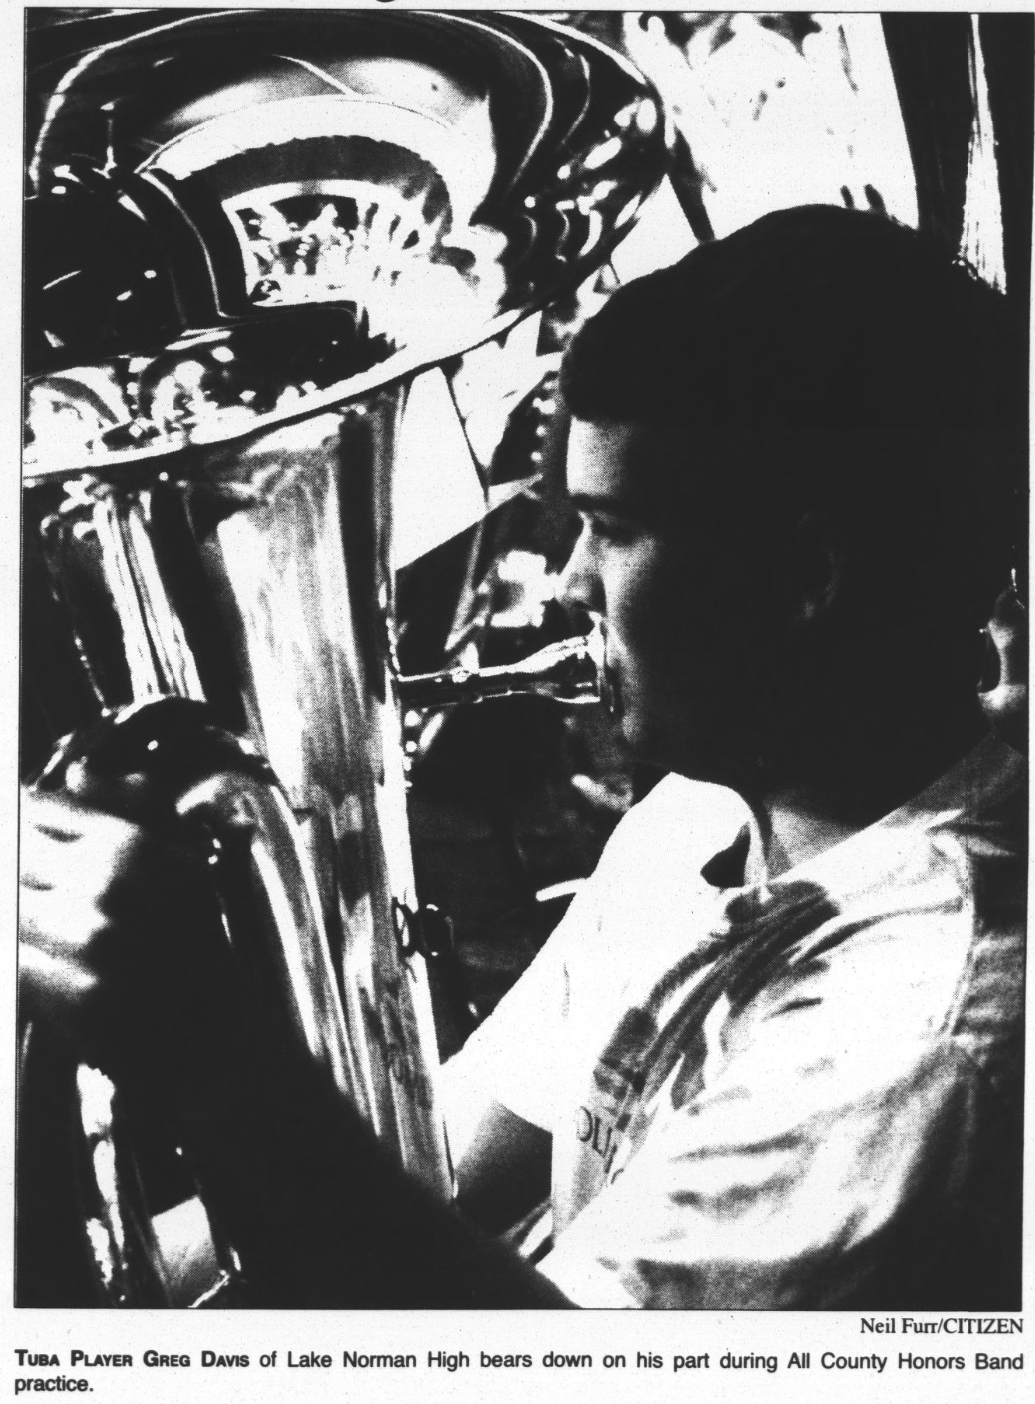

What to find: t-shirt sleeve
left=441, top=875, right=602, bottom=1138
left=441, top=777, right=748, bottom=1152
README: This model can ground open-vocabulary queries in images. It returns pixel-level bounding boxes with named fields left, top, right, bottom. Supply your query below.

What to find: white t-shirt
left=445, top=738, right=1025, bottom=1308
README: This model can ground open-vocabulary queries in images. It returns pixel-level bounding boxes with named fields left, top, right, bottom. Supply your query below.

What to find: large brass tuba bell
left=19, top=10, right=667, bottom=1306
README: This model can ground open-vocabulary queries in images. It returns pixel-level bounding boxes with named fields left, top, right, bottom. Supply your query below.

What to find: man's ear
left=783, top=510, right=845, bottom=628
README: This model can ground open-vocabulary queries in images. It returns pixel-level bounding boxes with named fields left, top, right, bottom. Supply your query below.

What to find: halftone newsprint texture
left=6, top=6, right=1032, bottom=1404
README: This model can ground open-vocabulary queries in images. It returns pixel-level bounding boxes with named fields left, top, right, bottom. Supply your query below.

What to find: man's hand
left=19, top=785, right=231, bottom=1095
left=18, top=781, right=570, bottom=1308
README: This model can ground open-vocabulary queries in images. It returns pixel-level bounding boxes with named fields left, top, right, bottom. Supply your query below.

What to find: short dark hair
left=561, top=205, right=1025, bottom=627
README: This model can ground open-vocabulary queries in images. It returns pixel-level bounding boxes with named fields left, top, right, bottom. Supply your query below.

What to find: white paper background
left=3, top=4, right=1031, bottom=1402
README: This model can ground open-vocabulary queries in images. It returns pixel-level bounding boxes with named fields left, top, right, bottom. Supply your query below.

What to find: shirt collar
left=698, top=733, right=1024, bottom=898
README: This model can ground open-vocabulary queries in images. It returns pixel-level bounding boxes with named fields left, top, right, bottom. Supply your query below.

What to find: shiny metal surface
left=20, top=9, right=666, bottom=1306
left=25, top=10, right=668, bottom=481
left=398, top=628, right=605, bottom=710
left=32, top=389, right=454, bottom=1205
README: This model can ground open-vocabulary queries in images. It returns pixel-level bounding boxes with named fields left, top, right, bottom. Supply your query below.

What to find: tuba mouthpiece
left=397, top=625, right=605, bottom=711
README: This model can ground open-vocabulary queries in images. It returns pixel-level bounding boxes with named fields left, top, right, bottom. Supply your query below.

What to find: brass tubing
left=397, top=628, right=605, bottom=710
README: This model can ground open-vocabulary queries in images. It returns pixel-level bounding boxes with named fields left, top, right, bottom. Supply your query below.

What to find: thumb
left=979, top=587, right=1027, bottom=753
left=986, top=587, right=1027, bottom=689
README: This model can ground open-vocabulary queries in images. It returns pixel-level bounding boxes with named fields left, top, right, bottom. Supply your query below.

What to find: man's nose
left=558, top=523, right=603, bottom=617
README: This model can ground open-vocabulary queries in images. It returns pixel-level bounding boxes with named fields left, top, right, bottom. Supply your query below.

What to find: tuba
left=18, top=10, right=666, bottom=1306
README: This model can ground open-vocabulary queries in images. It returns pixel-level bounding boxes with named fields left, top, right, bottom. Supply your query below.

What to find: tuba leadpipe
left=397, top=628, right=606, bottom=710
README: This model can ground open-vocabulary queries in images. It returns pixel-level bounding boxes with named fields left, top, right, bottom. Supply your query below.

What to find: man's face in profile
left=563, top=417, right=779, bottom=786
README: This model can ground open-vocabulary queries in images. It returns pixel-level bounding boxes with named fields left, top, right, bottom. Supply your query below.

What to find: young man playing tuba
left=20, top=205, right=1026, bottom=1308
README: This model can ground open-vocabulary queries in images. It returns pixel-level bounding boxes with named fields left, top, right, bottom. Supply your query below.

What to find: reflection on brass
left=25, top=11, right=668, bottom=481
left=20, top=9, right=665, bottom=1307
left=398, top=629, right=605, bottom=710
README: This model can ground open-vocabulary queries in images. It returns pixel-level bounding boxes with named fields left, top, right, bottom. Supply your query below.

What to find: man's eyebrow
left=567, top=492, right=644, bottom=517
